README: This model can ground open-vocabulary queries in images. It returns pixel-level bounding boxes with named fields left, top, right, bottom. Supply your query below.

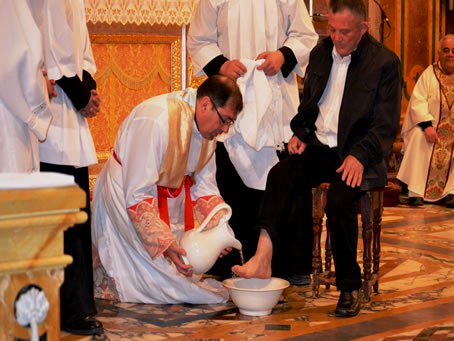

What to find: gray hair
left=329, top=0, right=367, bottom=20
left=439, top=34, right=454, bottom=51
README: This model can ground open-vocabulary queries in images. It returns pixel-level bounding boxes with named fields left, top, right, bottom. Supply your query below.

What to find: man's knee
left=267, top=157, right=299, bottom=182
left=326, top=182, right=358, bottom=211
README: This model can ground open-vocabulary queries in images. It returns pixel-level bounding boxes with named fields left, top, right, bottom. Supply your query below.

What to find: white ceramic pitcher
left=180, top=202, right=242, bottom=274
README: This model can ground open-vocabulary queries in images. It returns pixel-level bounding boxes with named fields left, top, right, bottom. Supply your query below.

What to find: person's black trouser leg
left=213, top=142, right=315, bottom=277
left=40, top=163, right=97, bottom=325
left=326, top=179, right=363, bottom=291
left=256, top=145, right=362, bottom=290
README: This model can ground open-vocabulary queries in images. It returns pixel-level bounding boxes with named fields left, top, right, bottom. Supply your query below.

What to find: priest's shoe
left=62, top=315, right=104, bottom=335
left=287, top=274, right=311, bottom=286
left=408, top=197, right=424, bottom=206
left=444, top=194, right=454, bottom=208
left=335, top=289, right=361, bottom=317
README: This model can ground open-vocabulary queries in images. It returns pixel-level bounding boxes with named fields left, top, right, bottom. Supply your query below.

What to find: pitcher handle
left=194, top=202, right=232, bottom=233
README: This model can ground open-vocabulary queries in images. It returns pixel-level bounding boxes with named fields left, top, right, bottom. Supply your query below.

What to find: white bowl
left=223, top=277, right=289, bottom=316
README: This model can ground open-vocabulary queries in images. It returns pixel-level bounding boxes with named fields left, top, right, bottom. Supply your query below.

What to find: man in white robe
left=92, top=75, right=243, bottom=304
left=29, top=0, right=103, bottom=334
left=398, top=34, right=454, bottom=208
left=0, top=1, right=52, bottom=172
left=187, top=0, right=319, bottom=283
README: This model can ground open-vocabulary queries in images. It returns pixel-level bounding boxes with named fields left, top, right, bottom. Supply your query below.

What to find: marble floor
left=62, top=203, right=454, bottom=341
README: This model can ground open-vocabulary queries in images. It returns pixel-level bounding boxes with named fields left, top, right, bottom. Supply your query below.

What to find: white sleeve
left=0, top=1, right=52, bottom=141
left=80, top=0, right=97, bottom=77
left=31, top=0, right=94, bottom=80
left=191, top=154, right=221, bottom=200
left=30, top=0, right=77, bottom=80
left=118, top=107, right=166, bottom=209
left=187, top=0, right=224, bottom=77
left=401, top=66, right=437, bottom=139
left=282, top=0, right=319, bottom=76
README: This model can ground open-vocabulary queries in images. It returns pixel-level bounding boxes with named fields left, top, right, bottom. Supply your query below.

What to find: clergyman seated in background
left=397, top=34, right=454, bottom=208
left=232, top=0, right=402, bottom=318
left=92, top=75, right=244, bottom=304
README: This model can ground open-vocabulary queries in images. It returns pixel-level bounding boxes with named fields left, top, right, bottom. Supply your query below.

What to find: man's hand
left=42, top=70, right=57, bottom=101
left=80, top=89, right=101, bottom=118
left=287, top=135, right=306, bottom=155
left=336, top=155, right=364, bottom=188
left=218, top=247, right=232, bottom=258
left=423, top=126, right=439, bottom=144
left=219, top=60, right=247, bottom=81
left=166, top=241, right=194, bottom=276
left=256, top=50, right=285, bottom=76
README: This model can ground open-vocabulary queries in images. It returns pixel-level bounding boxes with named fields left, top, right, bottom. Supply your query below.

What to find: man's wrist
left=417, top=121, right=432, bottom=131
left=278, top=46, right=297, bottom=78
left=203, top=55, right=229, bottom=76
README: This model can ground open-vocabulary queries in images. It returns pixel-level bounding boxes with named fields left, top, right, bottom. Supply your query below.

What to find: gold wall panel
left=87, top=27, right=182, bottom=183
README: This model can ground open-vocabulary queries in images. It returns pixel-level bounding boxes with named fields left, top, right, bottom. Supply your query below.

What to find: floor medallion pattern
left=62, top=204, right=454, bottom=341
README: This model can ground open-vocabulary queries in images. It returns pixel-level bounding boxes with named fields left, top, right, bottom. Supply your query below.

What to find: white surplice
left=222, top=59, right=285, bottom=187
left=397, top=65, right=454, bottom=200
left=32, top=0, right=97, bottom=167
left=92, top=89, right=229, bottom=304
left=188, top=0, right=318, bottom=190
left=0, top=1, right=52, bottom=172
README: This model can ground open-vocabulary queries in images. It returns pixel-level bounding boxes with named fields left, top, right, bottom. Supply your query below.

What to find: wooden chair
left=311, top=183, right=387, bottom=302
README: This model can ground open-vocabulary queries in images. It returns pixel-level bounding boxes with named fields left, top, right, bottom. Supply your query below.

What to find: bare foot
left=231, top=229, right=273, bottom=278
left=232, top=254, right=271, bottom=278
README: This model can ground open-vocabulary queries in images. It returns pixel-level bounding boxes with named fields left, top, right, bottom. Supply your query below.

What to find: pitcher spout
left=231, top=238, right=242, bottom=250
left=225, top=222, right=242, bottom=250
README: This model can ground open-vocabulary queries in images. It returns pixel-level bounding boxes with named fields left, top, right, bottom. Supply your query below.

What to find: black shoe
left=62, top=316, right=104, bottom=335
left=287, top=274, right=311, bottom=286
left=397, top=179, right=408, bottom=196
left=444, top=194, right=454, bottom=208
left=409, top=197, right=424, bottom=206
left=335, top=289, right=361, bottom=317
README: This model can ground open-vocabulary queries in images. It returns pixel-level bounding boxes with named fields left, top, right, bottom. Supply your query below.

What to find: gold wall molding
left=91, top=33, right=181, bottom=92
left=84, top=0, right=196, bottom=26
left=88, top=31, right=182, bottom=154
left=87, top=27, right=183, bottom=188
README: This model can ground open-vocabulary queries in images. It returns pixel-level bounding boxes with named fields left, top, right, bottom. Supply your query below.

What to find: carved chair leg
left=360, top=191, right=373, bottom=303
left=312, top=184, right=384, bottom=303
left=372, top=191, right=383, bottom=294
left=325, top=222, right=332, bottom=290
left=312, top=187, right=327, bottom=298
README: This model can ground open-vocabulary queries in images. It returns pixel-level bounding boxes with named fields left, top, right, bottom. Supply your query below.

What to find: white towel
left=221, top=58, right=284, bottom=190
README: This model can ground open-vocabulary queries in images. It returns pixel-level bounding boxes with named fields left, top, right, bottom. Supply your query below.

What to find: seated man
left=397, top=34, right=454, bottom=208
left=92, top=75, right=243, bottom=304
left=187, top=0, right=318, bottom=286
left=233, top=0, right=402, bottom=318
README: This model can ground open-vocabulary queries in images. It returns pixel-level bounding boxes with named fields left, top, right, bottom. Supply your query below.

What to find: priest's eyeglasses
left=210, top=97, right=234, bottom=126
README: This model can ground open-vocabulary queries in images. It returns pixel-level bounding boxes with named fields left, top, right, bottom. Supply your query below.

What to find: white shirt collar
left=332, top=47, right=352, bottom=63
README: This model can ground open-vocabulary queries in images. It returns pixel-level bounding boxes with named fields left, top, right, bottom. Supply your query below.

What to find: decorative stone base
left=0, top=185, right=87, bottom=340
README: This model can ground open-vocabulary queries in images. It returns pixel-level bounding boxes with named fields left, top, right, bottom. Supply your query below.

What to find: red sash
left=112, top=150, right=195, bottom=231
left=157, top=175, right=195, bottom=231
